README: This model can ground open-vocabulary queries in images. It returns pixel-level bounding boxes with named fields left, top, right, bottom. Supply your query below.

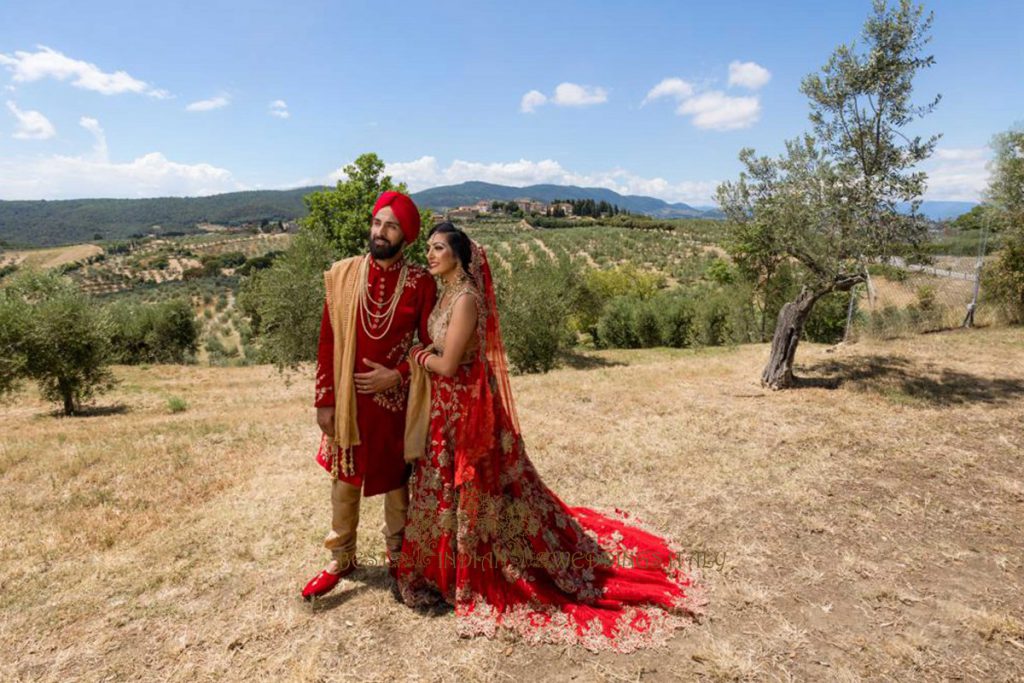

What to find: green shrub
left=107, top=298, right=200, bottom=364
left=494, top=248, right=577, bottom=373
left=867, top=263, right=909, bottom=281
left=658, top=295, right=696, bottom=348
left=166, top=396, right=188, bottom=413
left=982, top=231, right=1024, bottom=323
left=218, top=251, right=247, bottom=268
left=596, top=297, right=640, bottom=349
left=574, top=264, right=664, bottom=334
left=704, top=258, right=736, bottom=285
left=239, top=228, right=337, bottom=369
left=693, top=293, right=731, bottom=346
left=916, top=285, right=937, bottom=313
left=803, top=290, right=851, bottom=343
left=635, top=301, right=662, bottom=347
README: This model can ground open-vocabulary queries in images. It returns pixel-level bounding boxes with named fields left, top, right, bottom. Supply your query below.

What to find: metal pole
left=962, top=213, right=989, bottom=328
left=843, top=283, right=858, bottom=342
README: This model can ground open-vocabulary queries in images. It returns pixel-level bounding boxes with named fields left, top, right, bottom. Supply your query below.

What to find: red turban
left=372, top=191, right=421, bottom=245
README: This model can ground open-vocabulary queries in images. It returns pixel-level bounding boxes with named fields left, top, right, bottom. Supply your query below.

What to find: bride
left=399, top=222, right=706, bottom=653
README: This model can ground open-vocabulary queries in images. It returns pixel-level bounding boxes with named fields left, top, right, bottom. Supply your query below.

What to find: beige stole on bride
left=404, top=347, right=432, bottom=463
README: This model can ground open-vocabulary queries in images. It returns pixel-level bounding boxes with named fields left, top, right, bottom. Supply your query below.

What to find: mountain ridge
left=410, top=181, right=715, bottom=218
left=0, top=183, right=979, bottom=248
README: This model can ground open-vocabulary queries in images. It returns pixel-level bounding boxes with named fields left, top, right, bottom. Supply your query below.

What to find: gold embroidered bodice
left=428, top=281, right=480, bottom=365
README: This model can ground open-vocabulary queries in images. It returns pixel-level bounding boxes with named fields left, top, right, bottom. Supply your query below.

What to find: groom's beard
left=369, top=236, right=403, bottom=260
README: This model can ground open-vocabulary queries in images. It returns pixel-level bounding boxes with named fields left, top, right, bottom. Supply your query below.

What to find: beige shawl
left=324, top=256, right=363, bottom=475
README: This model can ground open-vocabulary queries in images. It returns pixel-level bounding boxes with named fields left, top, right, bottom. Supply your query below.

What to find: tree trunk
left=59, top=378, right=77, bottom=416
left=62, top=391, right=75, bottom=416
left=761, top=287, right=822, bottom=390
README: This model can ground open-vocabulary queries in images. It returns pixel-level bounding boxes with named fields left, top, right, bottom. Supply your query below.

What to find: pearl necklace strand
left=357, top=255, right=408, bottom=340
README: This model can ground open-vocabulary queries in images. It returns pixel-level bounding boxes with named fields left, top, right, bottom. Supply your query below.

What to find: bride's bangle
left=414, top=348, right=432, bottom=368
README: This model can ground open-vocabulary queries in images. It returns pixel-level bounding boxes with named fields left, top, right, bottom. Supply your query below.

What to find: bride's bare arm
left=425, top=294, right=478, bottom=378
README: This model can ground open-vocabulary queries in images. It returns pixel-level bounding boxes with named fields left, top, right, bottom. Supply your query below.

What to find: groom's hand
left=355, top=359, right=401, bottom=394
left=317, top=406, right=335, bottom=437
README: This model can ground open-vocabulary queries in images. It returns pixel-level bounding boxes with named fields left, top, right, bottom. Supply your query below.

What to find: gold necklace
left=357, top=255, right=408, bottom=340
left=439, top=274, right=472, bottom=320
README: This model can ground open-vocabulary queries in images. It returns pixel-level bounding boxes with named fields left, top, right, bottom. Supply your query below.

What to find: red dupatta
left=452, top=241, right=522, bottom=488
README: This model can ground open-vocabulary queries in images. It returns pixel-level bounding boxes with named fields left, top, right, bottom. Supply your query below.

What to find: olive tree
left=0, top=270, right=115, bottom=415
left=717, top=0, right=940, bottom=389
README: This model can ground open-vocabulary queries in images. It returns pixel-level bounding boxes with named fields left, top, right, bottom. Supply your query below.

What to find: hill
left=411, top=181, right=717, bottom=218
left=2, top=328, right=1022, bottom=679
left=901, top=200, right=981, bottom=221
left=0, top=187, right=325, bottom=247
left=412, top=182, right=978, bottom=222
left=0, top=183, right=978, bottom=248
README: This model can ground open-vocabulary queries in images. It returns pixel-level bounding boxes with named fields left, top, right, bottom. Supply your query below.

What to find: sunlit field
left=3, top=326, right=1022, bottom=681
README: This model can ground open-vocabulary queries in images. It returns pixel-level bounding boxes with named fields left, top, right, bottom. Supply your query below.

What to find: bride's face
left=427, top=233, right=459, bottom=278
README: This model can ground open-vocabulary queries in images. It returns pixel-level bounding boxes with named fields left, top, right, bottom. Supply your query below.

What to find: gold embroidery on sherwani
left=373, top=330, right=414, bottom=412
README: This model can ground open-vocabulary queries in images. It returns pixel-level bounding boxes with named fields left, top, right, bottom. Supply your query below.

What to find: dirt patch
left=2, top=244, right=103, bottom=269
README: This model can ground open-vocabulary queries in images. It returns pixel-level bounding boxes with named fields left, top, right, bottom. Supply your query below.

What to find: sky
left=0, top=0, right=1020, bottom=205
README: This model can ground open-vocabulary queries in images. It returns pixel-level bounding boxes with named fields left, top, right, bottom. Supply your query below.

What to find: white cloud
left=676, top=91, right=761, bottom=131
left=268, top=99, right=290, bottom=119
left=185, top=95, right=230, bottom=112
left=552, top=82, right=608, bottom=107
left=933, top=147, right=988, bottom=162
left=518, top=83, right=608, bottom=113
left=0, top=116, right=242, bottom=199
left=6, top=100, right=56, bottom=139
left=642, top=77, right=694, bottom=105
left=728, top=61, right=771, bottom=90
left=520, top=90, right=547, bottom=113
left=344, top=156, right=718, bottom=205
left=78, top=116, right=108, bottom=160
left=644, top=64, right=767, bottom=131
left=0, top=45, right=169, bottom=97
left=922, top=146, right=990, bottom=202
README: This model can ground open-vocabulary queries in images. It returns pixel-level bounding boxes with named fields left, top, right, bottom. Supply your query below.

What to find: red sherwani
left=315, top=256, right=436, bottom=496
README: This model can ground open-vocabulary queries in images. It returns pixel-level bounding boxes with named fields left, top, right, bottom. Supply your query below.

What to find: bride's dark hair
left=428, top=222, right=472, bottom=273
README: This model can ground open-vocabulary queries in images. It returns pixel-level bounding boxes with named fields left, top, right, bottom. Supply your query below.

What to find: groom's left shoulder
left=406, top=262, right=432, bottom=285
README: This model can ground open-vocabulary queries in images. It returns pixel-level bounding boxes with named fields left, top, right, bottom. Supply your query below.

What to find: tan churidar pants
left=323, top=479, right=409, bottom=569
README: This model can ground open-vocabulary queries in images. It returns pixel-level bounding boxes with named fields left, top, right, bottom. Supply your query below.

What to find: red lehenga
left=397, top=243, right=707, bottom=653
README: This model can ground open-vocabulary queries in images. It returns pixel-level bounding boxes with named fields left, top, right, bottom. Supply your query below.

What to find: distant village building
left=552, top=202, right=574, bottom=217
left=447, top=207, right=478, bottom=221
left=513, top=199, right=547, bottom=214
left=472, top=200, right=492, bottom=214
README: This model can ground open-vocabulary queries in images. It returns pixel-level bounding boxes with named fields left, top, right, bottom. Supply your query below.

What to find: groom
left=302, top=191, right=437, bottom=601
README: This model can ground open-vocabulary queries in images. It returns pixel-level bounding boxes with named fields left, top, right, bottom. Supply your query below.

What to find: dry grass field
left=0, top=244, right=104, bottom=269
left=2, top=327, right=1023, bottom=681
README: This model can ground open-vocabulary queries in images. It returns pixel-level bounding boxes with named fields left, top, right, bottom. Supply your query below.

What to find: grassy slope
left=1, top=327, right=1023, bottom=681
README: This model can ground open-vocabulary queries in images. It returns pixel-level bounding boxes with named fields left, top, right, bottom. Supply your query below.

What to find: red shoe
left=301, top=565, right=354, bottom=601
